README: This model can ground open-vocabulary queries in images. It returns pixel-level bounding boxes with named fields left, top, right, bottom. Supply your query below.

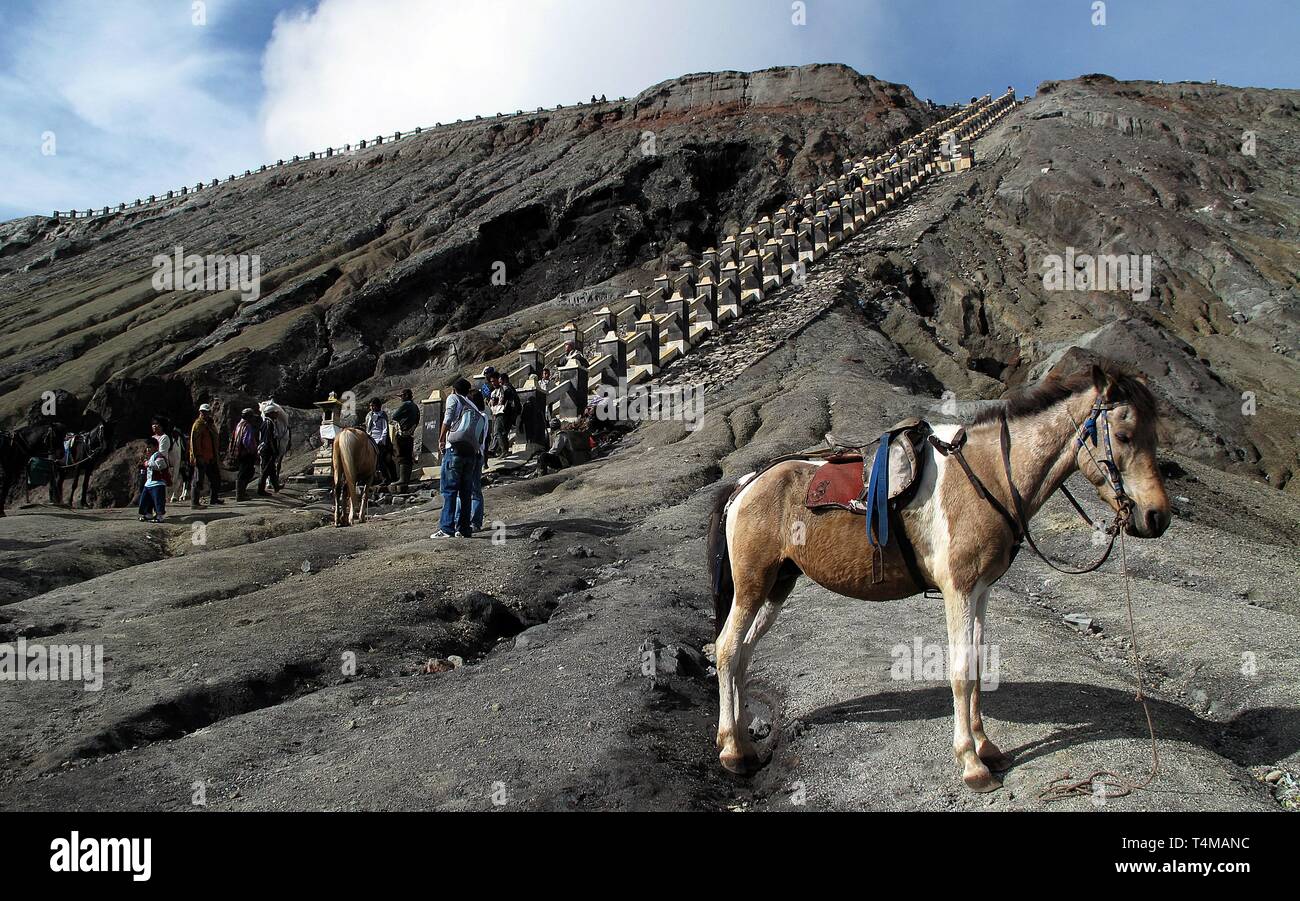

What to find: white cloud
left=257, top=0, right=810, bottom=157
left=0, top=0, right=263, bottom=219
left=0, top=0, right=889, bottom=220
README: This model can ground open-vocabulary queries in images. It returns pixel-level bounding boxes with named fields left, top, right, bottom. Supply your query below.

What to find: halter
left=1074, top=398, right=1133, bottom=515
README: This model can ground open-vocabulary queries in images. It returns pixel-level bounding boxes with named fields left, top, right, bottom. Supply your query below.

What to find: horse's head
left=1076, top=364, right=1170, bottom=539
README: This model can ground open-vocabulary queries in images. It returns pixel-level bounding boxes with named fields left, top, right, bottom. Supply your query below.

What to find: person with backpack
left=433, top=378, right=484, bottom=539
left=228, top=408, right=260, bottom=501
left=138, top=436, right=170, bottom=522
left=461, top=389, right=490, bottom=532
left=257, top=409, right=283, bottom=495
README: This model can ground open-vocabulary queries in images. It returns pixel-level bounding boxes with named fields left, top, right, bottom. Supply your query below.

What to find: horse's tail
left=333, top=429, right=356, bottom=492
left=708, top=482, right=736, bottom=637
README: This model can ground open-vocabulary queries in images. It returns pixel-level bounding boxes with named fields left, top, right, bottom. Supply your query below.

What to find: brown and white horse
left=332, top=427, right=377, bottom=527
left=707, top=356, right=1170, bottom=792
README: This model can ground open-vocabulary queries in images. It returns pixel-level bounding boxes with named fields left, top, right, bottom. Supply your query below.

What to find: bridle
left=58, top=424, right=112, bottom=471
left=1074, top=398, right=1134, bottom=515
left=930, top=395, right=1134, bottom=575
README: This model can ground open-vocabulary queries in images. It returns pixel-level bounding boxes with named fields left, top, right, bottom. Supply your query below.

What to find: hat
left=198, top=403, right=212, bottom=412
left=482, top=366, right=497, bottom=377
left=241, top=407, right=255, bottom=416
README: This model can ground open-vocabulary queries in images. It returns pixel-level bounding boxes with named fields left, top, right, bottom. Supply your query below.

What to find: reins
left=932, top=397, right=1160, bottom=802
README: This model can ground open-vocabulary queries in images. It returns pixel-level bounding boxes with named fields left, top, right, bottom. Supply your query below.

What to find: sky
left=1, top=0, right=1296, bottom=222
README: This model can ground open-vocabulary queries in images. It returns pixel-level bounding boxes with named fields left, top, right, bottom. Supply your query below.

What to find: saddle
left=805, top=418, right=930, bottom=514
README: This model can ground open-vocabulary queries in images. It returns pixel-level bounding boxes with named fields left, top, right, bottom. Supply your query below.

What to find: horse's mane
left=971, top=356, right=1158, bottom=426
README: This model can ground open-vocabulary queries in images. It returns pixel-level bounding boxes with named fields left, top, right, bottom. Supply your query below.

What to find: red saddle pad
left=804, top=454, right=867, bottom=511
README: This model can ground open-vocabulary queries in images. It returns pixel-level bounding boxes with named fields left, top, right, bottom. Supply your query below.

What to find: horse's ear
left=1090, top=364, right=1114, bottom=399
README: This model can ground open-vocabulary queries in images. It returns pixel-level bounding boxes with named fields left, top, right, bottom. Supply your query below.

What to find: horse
left=332, top=427, right=377, bottom=527
left=56, top=421, right=115, bottom=509
left=706, top=355, right=1171, bottom=792
left=0, top=422, right=63, bottom=516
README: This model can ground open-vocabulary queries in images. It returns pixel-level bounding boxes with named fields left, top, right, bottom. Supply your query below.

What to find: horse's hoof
left=963, top=768, right=1003, bottom=793
left=977, top=742, right=1012, bottom=770
left=719, top=749, right=765, bottom=777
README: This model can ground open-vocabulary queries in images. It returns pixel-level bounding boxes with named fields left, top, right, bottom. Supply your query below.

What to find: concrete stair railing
left=486, top=89, right=1018, bottom=444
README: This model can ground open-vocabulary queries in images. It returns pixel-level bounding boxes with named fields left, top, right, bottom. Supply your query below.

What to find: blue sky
left=1, top=0, right=1296, bottom=222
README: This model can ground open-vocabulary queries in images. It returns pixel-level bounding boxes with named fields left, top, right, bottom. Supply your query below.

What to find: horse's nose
left=1145, top=508, right=1170, bottom=537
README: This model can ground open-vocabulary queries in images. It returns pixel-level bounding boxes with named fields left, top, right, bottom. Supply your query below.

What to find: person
left=391, top=388, right=420, bottom=491
left=537, top=366, right=555, bottom=421
left=478, top=368, right=497, bottom=458
left=464, top=389, right=489, bottom=532
left=150, top=417, right=173, bottom=460
left=564, top=342, right=588, bottom=368
left=257, top=408, right=282, bottom=495
left=365, top=398, right=394, bottom=487
left=228, top=408, right=260, bottom=501
left=488, top=372, right=521, bottom=457
left=138, top=437, right=169, bottom=522
left=537, top=418, right=593, bottom=476
left=433, top=378, right=484, bottom=539
left=189, top=403, right=222, bottom=508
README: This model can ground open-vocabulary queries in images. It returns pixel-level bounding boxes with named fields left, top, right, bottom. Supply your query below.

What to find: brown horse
left=55, top=421, right=115, bottom=508
left=707, top=355, right=1171, bottom=792
left=332, top=427, right=377, bottom=527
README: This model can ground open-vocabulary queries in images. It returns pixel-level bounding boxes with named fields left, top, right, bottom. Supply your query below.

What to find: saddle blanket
left=804, top=454, right=868, bottom=511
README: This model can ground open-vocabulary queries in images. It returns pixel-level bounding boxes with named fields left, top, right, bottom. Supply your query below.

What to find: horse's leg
left=944, top=588, right=999, bottom=792
left=334, top=479, right=344, bottom=526
left=716, top=564, right=779, bottom=775
left=357, top=481, right=369, bottom=524
left=969, top=587, right=1007, bottom=767
left=79, top=465, right=92, bottom=508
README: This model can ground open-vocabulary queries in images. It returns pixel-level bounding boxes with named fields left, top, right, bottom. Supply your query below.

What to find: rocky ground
left=1, top=91, right=1296, bottom=811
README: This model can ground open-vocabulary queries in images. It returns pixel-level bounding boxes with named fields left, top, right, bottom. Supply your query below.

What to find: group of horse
left=0, top=400, right=294, bottom=516
left=0, top=420, right=115, bottom=516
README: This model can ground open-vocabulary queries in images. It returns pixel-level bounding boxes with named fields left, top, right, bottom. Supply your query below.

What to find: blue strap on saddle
left=866, top=433, right=891, bottom=547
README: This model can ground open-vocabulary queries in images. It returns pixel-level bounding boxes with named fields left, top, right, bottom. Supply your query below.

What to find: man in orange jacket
left=189, top=403, right=222, bottom=508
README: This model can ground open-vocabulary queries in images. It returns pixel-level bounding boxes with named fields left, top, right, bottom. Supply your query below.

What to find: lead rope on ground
left=1038, top=450, right=1160, bottom=801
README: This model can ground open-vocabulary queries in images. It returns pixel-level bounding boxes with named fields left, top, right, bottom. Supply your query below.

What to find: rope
left=1039, top=527, right=1160, bottom=801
